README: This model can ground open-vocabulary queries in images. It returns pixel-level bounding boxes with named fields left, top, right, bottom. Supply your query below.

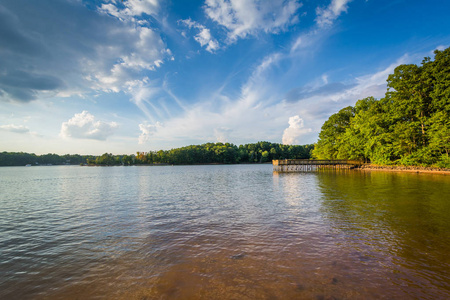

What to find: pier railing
left=273, top=159, right=362, bottom=172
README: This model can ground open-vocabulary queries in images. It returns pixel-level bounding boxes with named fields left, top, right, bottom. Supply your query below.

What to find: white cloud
left=99, top=0, right=160, bottom=21
left=180, top=19, right=220, bottom=52
left=282, top=115, right=312, bottom=145
left=0, top=0, right=171, bottom=104
left=0, top=124, right=30, bottom=133
left=139, top=121, right=162, bottom=144
left=214, top=127, right=232, bottom=143
left=315, top=0, right=352, bottom=27
left=88, top=26, right=172, bottom=94
left=60, top=111, right=118, bottom=140
left=196, top=28, right=220, bottom=52
left=204, top=0, right=302, bottom=42
left=121, top=27, right=169, bottom=70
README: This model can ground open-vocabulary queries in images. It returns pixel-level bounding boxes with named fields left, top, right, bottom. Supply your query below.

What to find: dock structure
left=273, top=159, right=362, bottom=172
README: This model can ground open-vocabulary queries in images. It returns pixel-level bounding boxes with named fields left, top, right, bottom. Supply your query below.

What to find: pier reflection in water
left=0, top=165, right=449, bottom=299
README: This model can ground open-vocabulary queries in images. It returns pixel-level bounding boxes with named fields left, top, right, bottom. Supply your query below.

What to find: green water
left=317, top=170, right=450, bottom=297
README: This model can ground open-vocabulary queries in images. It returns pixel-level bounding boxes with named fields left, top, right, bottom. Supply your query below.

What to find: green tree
left=261, top=150, right=269, bottom=162
left=312, top=106, right=355, bottom=159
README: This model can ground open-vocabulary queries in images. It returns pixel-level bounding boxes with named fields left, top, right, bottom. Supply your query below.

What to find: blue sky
left=1, top=0, right=449, bottom=155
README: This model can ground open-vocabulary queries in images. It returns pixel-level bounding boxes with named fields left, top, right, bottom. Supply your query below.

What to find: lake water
left=1, top=164, right=449, bottom=299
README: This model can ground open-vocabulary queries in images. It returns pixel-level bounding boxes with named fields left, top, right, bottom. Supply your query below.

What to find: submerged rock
left=230, top=253, right=246, bottom=260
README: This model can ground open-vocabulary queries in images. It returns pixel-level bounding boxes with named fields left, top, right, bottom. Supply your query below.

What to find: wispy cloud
left=315, top=0, right=353, bottom=28
left=285, top=82, right=357, bottom=102
left=99, top=0, right=160, bottom=21
left=204, top=0, right=302, bottom=43
left=214, top=127, right=233, bottom=143
left=138, top=121, right=162, bottom=144
left=60, top=111, right=118, bottom=141
left=135, top=0, right=379, bottom=147
left=139, top=52, right=411, bottom=148
left=0, top=124, right=30, bottom=134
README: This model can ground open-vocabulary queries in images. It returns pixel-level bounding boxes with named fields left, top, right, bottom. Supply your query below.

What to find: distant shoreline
left=358, top=164, right=450, bottom=175
left=83, top=162, right=273, bottom=166
left=0, top=162, right=274, bottom=167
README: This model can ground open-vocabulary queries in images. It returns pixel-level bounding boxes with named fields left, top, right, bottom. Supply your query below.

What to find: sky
left=1, top=0, right=449, bottom=155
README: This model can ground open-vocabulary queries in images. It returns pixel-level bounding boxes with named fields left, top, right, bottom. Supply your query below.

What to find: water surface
left=1, top=165, right=449, bottom=299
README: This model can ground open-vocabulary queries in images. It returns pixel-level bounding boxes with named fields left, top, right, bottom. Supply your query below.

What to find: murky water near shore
left=1, top=165, right=449, bottom=299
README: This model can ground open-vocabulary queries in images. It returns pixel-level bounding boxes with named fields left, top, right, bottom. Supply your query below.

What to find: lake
left=1, top=164, right=449, bottom=299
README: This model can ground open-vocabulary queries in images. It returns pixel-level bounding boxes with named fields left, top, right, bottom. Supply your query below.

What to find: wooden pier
left=273, top=159, right=362, bottom=172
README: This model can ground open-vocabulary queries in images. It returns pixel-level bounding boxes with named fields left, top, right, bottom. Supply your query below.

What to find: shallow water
left=0, top=165, right=449, bottom=299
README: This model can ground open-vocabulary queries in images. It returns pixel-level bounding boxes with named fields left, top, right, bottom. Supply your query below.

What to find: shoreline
left=358, top=164, right=450, bottom=175
left=85, top=162, right=273, bottom=167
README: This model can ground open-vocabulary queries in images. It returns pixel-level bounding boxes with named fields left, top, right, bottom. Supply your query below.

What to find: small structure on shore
left=273, top=159, right=362, bottom=172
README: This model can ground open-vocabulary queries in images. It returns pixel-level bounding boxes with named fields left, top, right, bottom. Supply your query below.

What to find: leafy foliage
left=312, top=47, right=450, bottom=168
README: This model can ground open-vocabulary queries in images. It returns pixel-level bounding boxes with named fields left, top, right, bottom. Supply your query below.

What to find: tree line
left=0, top=152, right=96, bottom=166
left=0, top=142, right=313, bottom=166
left=312, top=47, right=450, bottom=168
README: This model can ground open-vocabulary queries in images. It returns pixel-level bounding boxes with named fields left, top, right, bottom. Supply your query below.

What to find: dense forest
left=312, top=47, right=450, bottom=168
left=0, top=142, right=313, bottom=166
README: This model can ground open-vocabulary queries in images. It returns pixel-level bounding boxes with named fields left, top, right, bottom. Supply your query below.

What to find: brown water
left=0, top=165, right=449, bottom=299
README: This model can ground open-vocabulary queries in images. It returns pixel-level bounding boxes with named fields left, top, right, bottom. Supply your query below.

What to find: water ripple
left=0, top=165, right=449, bottom=299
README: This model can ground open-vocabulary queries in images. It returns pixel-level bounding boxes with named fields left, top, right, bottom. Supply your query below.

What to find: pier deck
left=273, top=159, right=362, bottom=172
